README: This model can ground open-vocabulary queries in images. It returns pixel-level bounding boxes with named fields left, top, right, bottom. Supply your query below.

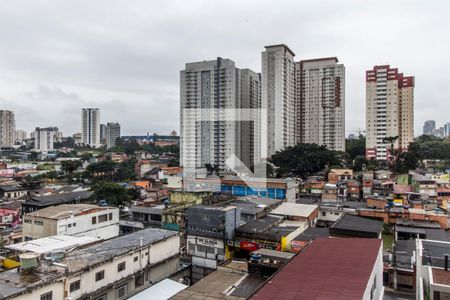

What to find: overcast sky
left=0, top=0, right=448, bottom=137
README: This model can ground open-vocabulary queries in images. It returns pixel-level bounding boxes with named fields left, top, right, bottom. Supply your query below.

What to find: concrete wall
left=22, top=207, right=119, bottom=240
left=362, top=243, right=384, bottom=300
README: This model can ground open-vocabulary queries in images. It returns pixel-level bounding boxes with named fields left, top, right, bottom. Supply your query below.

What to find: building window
left=40, top=292, right=52, bottom=300
left=70, top=280, right=81, bottom=292
left=73, top=223, right=76, bottom=227
left=24, top=219, right=32, bottom=224
left=92, top=216, right=97, bottom=224
left=135, top=272, right=145, bottom=287
left=94, top=295, right=107, bottom=300
left=68, top=223, right=72, bottom=228
left=34, top=220, right=44, bottom=226
left=116, top=284, right=128, bottom=299
left=134, top=256, right=138, bottom=262
left=109, top=213, right=113, bottom=220
left=95, top=270, right=105, bottom=281
left=98, top=214, right=108, bottom=223
left=117, top=261, right=126, bottom=272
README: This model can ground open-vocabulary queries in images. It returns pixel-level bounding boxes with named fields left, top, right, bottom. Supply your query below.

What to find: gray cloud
left=0, top=0, right=448, bottom=136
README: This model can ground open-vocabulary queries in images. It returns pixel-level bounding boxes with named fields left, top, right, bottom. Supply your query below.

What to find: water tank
left=19, top=253, right=40, bottom=270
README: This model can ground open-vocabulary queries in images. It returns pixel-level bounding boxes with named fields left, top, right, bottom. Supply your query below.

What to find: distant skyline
left=0, top=0, right=449, bottom=136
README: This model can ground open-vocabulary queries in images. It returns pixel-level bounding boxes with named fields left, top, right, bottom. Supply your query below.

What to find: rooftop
left=270, top=203, right=318, bottom=218
left=329, top=169, right=353, bottom=176
left=251, top=238, right=382, bottom=300
left=264, top=44, right=295, bottom=56
left=26, top=190, right=92, bottom=207
left=128, top=278, right=187, bottom=300
left=0, top=185, right=27, bottom=192
left=171, top=267, right=246, bottom=300
left=293, top=227, right=329, bottom=242
left=5, top=235, right=99, bottom=254
left=432, top=268, right=450, bottom=286
left=0, top=227, right=178, bottom=299
left=236, top=215, right=283, bottom=234
left=330, top=214, right=383, bottom=237
left=395, top=225, right=450, bottom=241
left=250, top=248, right=295, bottom=260
left=25, top=204, right=114, bottom=220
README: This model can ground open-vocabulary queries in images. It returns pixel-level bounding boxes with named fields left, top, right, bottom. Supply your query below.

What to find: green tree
left=85, top=158, right=117, bottom=181
left=345, top=135, right=366, bottom=161
left=90, top=182, right=132, bottom=207
left=394, top=151, right=419, bottom=174
left=114, top=158, right=137, bottom=181
left=270, top=143, right=341, bottom=178
left=61, top=160, right=82, bottom=174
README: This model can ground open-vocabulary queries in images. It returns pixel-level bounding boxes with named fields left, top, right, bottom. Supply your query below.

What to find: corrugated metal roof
left=128, top=279, right=187, bottom=300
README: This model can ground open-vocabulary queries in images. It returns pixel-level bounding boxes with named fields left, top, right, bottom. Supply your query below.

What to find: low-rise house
left=438, top=187, right=450, bottom=208
left=321, top=183, right=338, bottom=202
left=392, top=184, right=413, bottom=206
left=327, top=168, right=353, bottom=183
left=317, top=206, right=346, bottom=227
left=0, top=227, right=180, bottom=300
left=366, top=195, right=388, bottom=210
left=0, top=207, right=19, bottom=225
left=250, top=238, right=384, bottom=300
left=186, top=205, right=241, bottom=281
left=362, top=179, right=373, bottom=195
left=410, top=172, right=437, bottom=200
left=220, top=176, right=297, bottom=202
left=347, top=179, right=362, bottom=200
left=131, top=205, right=164, bottom=227
left=270, top=202, right=318, bottom=226
left=374, top=170, right=391, bottom=180
left=330, top=214, right=383, bottom=238
left=22, top=204, right=119, bottom=241
left=22, top=190, right=92, bottom=214
left=0, top=184, right=28, bottom=199
left=158, top=166, right=183, bottom=188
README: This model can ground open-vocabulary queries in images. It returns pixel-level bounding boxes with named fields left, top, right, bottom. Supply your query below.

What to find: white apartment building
left=239, top=68, right=262, bottom=169
left=15, top=129, right=27, bottom=143
left=180, top=58, right=260, bottom=172
left=262, top=44, right=296, bottom=156
left=82, top=108, right=100, bottom=147
left=22, top=204, right=119, bottom=241
left=0, top=110, right=15, bottom=146
left=295, top=57, right=345, bottom=151
left=106, top=122, right=121, bottom=149
left=366, top=65, right=414, bottom=160
left=0, top=228, right=180, bottom=300
left=34, top=127, right=58, bottom=152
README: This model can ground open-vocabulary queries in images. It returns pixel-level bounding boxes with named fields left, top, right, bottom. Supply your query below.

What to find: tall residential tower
left=423, top=120, right=436, bottom=136
left=262, top=44, right=296, bottom=156
left=295, top=57, right=345, bottom=151
left=0, top=110, right=15, bottom=146
left=365, top=65, right=414, bottom=160
left=180, top=58, right=261, bottom=171
left=106, top=122, right=121, bottom=149
left=81, top=108, right=100, bottom=148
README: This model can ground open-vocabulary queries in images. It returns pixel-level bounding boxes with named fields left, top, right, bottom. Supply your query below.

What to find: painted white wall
left=23, top=207, right=120, bottom=241
left=362, top=243, right=384, bottom=300
left=10, top=235, right=180, bottom=300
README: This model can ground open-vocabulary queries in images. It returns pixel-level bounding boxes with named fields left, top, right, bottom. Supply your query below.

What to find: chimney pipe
left=445, top=254, right=448, bottom=271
